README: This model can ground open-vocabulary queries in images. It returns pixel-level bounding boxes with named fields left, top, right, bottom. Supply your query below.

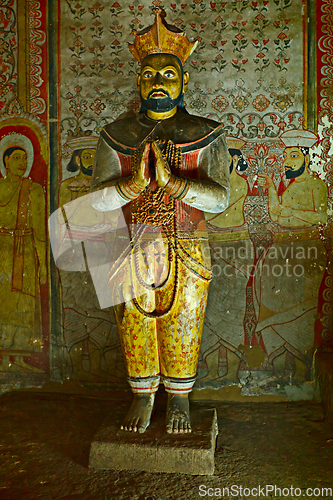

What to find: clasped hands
left=132, top=141, right=173, bottom=190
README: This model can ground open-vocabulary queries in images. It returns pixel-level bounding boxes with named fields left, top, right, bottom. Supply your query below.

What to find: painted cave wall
left=0, top=0, right=332, bottom=398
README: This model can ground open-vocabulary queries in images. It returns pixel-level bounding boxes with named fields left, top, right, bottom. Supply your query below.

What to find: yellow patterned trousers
left=112, top=236, right=211, bottom=394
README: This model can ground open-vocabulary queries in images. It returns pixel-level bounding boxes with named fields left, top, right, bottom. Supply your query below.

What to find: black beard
left=285, top=161, right=305, bottom=179
left=81, top=165, right=93, bottom=177
left=141, top=89, right=183, bottom=113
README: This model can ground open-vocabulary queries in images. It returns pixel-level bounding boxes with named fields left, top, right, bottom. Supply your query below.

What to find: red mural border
left=29, top=0, right=49, bottom=371
left=30, top=0, right=48, bottom=124
left=316, top=0, right=333, bottom=349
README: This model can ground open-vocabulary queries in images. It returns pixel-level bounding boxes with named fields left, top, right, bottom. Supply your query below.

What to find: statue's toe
left=166, top=419, right=174, bottom=434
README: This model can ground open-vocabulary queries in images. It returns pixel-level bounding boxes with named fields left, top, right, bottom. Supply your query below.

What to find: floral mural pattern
left=0, top=0, right=17, bottom=113
left=60, top=0, right=305, bottom=147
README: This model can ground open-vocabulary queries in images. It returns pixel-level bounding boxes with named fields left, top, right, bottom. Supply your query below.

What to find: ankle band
left=128, top=376, right=160, bottom=394
left=162, top=376, right=196, bottom=395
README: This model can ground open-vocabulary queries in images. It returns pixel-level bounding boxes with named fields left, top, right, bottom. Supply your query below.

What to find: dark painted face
left=283, top=147, right=307, bottom=179
left=228, top=149, right=248, bottom=173
left=138, top=53, right=184, bottom=113
left=80, top=148, right=96, bottom=177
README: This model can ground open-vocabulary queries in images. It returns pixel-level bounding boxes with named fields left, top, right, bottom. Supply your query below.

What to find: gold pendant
left=132, top=187, right=175, bottom=227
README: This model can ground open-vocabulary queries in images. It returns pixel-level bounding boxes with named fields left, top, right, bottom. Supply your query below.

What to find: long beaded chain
left=130, top=139, right=181, bottom=318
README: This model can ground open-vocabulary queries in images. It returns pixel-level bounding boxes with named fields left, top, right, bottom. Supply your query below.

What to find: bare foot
left=0, top=355, right=44, bottom=373
left=0, top=355, right=25, bottom=373
left=121, top=393, right=155, bottom=433
left=14, top=356, right=45, bottom=373
left=166, top=394, right=192, bottom=434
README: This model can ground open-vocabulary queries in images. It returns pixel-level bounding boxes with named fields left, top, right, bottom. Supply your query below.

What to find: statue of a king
left=90, top=7, right=230, bottom=434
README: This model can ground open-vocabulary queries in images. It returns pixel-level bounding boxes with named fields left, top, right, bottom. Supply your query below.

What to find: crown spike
left=128, top=8, right=198, bottom=65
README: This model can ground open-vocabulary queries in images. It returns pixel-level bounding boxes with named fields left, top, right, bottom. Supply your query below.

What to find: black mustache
left=147, top=88, right=171, bottom=98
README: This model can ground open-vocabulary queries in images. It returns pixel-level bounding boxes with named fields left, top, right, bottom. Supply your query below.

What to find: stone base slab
left=89, top=407, right=218, bottom=475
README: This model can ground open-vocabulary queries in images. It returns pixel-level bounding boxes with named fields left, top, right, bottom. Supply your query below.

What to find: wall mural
left=0, top=119, right=48, bottom=371
left=0, top=0, right=49, bottom=385
left=0, top=0, right=17, bottom=114
left=0, top=0, right=332, bottom=397
left=57, top=130, right=124, bottom=382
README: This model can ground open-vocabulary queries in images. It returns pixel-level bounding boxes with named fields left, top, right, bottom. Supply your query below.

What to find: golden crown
left=128, top=7, right=198, bottom=65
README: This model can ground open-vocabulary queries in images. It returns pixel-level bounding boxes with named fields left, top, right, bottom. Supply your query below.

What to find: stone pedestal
left=89, top=407, right=218, bottom=475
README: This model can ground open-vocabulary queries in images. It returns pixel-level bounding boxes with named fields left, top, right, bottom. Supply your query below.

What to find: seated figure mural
left=90, top=8, right=230, bottom=433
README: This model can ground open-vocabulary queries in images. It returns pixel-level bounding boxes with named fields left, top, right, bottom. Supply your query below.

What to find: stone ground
left=0, top=389, right=333, bottom=500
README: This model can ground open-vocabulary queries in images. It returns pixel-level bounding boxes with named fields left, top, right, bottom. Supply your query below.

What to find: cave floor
left=0, top=389, right=332, bottom=500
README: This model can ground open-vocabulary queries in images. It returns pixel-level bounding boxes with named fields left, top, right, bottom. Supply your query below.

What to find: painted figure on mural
left=256, top=129, right=327, bottom=380
left=59, top=131, right=98, bottom=206
left=59, top=132, right=122, bottom=382
left=200, top=137, right=252, bottom=386
left=90, top=8, right=230, bottom=433
left=0, top=133, right=46, bottom=373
